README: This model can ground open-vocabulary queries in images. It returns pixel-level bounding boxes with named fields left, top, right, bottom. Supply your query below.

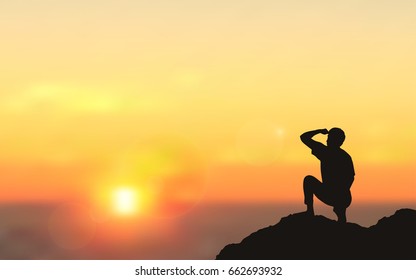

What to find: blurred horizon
left=1, top=201, right=415, bottom=259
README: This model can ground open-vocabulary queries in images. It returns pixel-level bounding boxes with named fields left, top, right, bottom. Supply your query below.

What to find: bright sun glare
left=113, top=187, right=139, bottom=215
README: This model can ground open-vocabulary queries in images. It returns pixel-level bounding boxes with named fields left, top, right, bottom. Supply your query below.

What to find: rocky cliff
left=216, top=209, right=416, bottom=259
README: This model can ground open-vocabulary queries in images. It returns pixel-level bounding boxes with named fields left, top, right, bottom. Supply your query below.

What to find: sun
left=112, top=187, right=140, bottom=215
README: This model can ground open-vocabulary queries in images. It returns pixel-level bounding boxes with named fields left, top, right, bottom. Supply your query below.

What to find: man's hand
left=320, top=129, right=329, bottom=134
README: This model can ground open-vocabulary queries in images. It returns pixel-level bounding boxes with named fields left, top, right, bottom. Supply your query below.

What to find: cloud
left=3, top=84, right=122, bottom=113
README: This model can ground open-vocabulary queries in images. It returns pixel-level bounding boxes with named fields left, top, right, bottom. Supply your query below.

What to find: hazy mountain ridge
left=216, top=208, right=416, bottom=259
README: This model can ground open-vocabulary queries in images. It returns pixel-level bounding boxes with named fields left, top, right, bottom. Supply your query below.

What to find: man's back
left=311, top=142, right=355, bottom=189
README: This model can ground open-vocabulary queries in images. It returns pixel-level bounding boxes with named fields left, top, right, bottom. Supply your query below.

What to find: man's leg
left=333, top=207, right=347, bottom=223
left=303, top=175, right=323, bottom=216
left=333, top=191, right=351, bottom=223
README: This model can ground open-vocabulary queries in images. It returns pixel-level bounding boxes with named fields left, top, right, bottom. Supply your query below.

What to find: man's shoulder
left=311, top=142, right=327, bottom=150
left=311, top=142, right=327, bottom=151
left=325, top=147, right=353, bottom=163
left=311, top=142, right=327, bottom=158
left=339, top=148, right=353, bottom=159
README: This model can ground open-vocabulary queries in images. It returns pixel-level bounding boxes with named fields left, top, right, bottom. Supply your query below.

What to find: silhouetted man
left=301, top=128, right=355, bottom=223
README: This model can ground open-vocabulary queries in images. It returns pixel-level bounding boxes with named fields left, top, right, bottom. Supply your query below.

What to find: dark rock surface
left=216, top=209, right=416, bottom=259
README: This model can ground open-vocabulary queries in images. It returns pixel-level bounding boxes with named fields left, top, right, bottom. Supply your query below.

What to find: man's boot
left=306, top=204, right=314, bottom=216
left=334, top=207, right=346, bottom=223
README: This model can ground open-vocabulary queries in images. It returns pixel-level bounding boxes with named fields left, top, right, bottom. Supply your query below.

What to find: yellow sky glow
left=0, top=1, right=414, bottom=205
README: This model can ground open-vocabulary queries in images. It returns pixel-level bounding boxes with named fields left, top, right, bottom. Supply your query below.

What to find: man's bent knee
left=303, top=175, right=316, bottom=185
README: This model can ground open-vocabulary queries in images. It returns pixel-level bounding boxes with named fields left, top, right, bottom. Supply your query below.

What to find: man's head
left=327, top=127, right=345, bottom=147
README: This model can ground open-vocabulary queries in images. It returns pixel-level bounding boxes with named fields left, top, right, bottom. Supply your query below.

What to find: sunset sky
left=0, top=0, right=415, bottom=218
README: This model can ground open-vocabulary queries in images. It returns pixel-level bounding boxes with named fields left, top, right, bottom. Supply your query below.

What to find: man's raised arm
left=300, top=128, right=328, bottom=149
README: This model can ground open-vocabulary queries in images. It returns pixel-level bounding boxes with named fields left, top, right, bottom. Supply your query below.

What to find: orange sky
left=0, top=0, right=415, bottom=210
